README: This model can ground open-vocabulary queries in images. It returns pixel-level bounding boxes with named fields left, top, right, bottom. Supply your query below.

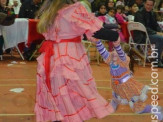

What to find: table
left=1, top=18, right=45, bottom=60
left=1, top=18, right=28, bottom=50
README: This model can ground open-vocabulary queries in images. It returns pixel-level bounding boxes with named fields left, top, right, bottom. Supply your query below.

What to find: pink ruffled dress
left=34, top=2, right=114, bottom=122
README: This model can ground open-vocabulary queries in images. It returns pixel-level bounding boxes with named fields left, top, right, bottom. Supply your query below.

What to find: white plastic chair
left=127, top=22, right=152, bottom=67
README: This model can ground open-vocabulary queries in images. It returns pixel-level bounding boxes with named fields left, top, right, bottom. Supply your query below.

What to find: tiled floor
left=0, top=55, right=162, bottom=122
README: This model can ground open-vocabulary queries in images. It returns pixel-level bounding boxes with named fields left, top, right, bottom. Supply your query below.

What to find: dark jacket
left=18, top=1, right=42, bottom=19
left=0, top=12, right=7, bottom=24
left=0, top=6, right=15, bottom=26
left=134, top=7, right=162, bottom=43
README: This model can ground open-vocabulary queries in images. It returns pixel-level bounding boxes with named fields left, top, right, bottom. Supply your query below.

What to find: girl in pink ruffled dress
left=34, top=0, right=119, bottom=122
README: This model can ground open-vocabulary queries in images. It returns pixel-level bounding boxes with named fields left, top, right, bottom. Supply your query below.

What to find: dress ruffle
left=61, top=2, right=103, bottom=38
left=35, top=42, right=114, bottom=122
left=112, top=77, right=149, bottom=113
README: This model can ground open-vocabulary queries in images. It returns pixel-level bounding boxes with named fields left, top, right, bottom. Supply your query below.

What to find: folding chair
left=28, top=40, right=45, bottom=61
left=82, top=40, right=92, bottom=62
left=82, top=40, right=109, bottom=65
left=127, top=22, right=152, bottom=67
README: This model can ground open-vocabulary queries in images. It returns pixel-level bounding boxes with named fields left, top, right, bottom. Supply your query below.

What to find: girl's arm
left=96, top=40, right=109, bottom=61
left=113, top=39, right=126, bottom=61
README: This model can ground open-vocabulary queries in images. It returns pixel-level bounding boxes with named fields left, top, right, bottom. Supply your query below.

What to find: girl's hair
left=128, top=1, right=137, bottom=8
left=37, top=0, right=78, bottom=33
left=98, top=2, right=106, bottom=11
left=108, top=7, right=116, bottom=12
left=116, top=5, right=125, bottom=12
left=106, top=0, right=115, bottom=8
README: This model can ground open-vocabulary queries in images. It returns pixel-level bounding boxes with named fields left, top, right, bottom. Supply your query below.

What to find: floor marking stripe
left=0, top=84, right=35, bottom=86
left=0, top=113, right=151, bottom=116
left=0, top=79, right=36, bottom=81
left=0, top=79, right=163, bottom=82
left=96, top=79, right=163, bottom=82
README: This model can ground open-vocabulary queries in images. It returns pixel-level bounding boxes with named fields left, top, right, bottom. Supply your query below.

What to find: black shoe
left=158, top=61, right=163, bottom=68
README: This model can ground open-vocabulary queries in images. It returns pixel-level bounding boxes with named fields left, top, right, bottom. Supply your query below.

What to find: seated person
left=0, top=0, right=16, bottom=57
left=8, top=0, right=22, bottom=16
left=156, top=0, right=163, bottom=22
left=127, top=1, right=139, bottom=21
left=134, top=0, right=163, bottom=67
left=98, top=7, right=126, bottom=51
left=95, top=2, right=107, bottom=17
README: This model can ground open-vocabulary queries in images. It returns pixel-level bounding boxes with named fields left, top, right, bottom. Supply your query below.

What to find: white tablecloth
left=158, top=21, right=163, bottom=31
left=1, top=18, right=28, bottom=49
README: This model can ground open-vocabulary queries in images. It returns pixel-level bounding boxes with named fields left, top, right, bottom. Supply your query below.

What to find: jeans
left=149, top=34, right=163, bottom=61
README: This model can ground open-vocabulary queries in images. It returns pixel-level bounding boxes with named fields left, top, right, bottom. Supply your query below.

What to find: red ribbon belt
left=39, top=36, right=81, bottom=92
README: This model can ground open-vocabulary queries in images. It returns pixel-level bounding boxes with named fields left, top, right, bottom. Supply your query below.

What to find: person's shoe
left=158, top=61, right=163, bottom=68
left=139, top=105, right=151, bottom=113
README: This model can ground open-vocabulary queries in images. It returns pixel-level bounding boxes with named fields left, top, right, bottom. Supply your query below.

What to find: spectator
left=106, top=0, right=115, bottom=11
left=18, top=0, right=42, bottom=18
left=134, top=0, right=163, bottom=67
left=98, top=7, right=125, bottom=51
left=8, top=0, right=21, bottom=15
left=156, top=0, right=163, bottom=21
left=127, top=1, right=139, bottom=21
left=116, top=0, right=125, bottom=7
left=18, top=0, right=43, bottom=60
left=95, top=2, right=107, bottom=17
left=158, top=0, right=163, bottom=10
left=0, top=0, right=15, bottom=57
left=135, top=0, right=144, bottom=9
left=20, top=0, right=31, bottom=4
left=124, top=0, right=133, bottom=6
left=128, top=2, right=139, bottom=16
left=0, top=0, right=14, bottom=14
left=115, top=5, right=127, bottom=24
left=91, top=0, right=106, bottom=12
left=124, top=5, right=130, bottom=16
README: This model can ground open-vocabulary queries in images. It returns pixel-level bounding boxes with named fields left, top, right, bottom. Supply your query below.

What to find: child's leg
left=110, top=92, right=119, bottom=112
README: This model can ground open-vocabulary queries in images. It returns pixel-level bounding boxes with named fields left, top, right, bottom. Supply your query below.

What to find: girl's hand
left=113, top=36, right=120, bottom=47
left=88, top=37, right=99, bottom=42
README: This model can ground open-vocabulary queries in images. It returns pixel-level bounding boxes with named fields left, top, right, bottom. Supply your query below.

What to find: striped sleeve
left=114, top=45, right=126, bottom=61
left=96, top=40, right=109, bottom=60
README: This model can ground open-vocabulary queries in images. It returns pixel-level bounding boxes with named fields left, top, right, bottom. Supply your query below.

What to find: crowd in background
left=0, top=0, right=163, bottom=66
left=91, top=0, right=163, bottom=67
left=0, top=0, right=43, bottom=60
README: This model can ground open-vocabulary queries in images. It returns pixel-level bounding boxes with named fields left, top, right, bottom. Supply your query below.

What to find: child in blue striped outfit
left=95, top=38, right=163, bottom=121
